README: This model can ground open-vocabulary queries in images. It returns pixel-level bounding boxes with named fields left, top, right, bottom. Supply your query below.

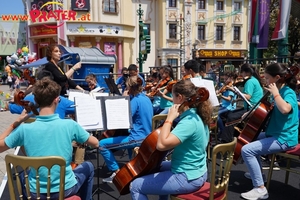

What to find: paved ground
left=0, top=83, right=299, bottom=199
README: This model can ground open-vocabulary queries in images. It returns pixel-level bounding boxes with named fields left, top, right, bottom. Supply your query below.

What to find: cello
left=113, top=87, right=209, bottom=195
left=232, top=65, right=300, bottom=164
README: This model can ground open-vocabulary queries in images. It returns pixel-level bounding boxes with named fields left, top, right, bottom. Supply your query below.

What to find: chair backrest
left=209, top=137, right=237, bottom=200
left=5, top=154, right=67, bottom=200
left=152, top=114, right=168, bottom=130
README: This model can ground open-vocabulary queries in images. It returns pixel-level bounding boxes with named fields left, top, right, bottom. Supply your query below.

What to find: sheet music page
left=75, top=96, right=104, bottom=130
left=190, top=78, right=220, bottom=107
left=91, top=92, right=109, bottom=99
left=105, top=98, right=130, bottom=129
left=233, top=86, right=253, bottom=108
left=68, top=90, right=90, bottom=102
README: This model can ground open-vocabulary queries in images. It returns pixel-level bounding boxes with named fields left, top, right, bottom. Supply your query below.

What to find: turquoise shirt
left=265, top=86, right=299, bottom=147
left=159, top=92, right=173, bottom=109
left=5, top=114, right=89, bottom=193
left=171, top=108, right=209, bottom=180
left=243, top=76, right=263, bottom=109
left=221, top=90, right=236, bottom=111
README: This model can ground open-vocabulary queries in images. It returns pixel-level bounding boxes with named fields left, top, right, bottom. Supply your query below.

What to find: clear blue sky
left=0, top=0, right=24, bottom=15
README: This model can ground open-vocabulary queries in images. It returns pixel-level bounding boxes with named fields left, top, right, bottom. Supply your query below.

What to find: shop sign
left=30, top=25, right=57, bottom=36
left=67, top=24, right=123, bottom=36
left=71, top=0, right=90, bottom=11
left=198, top=50, right=242, bottom=58
left=39, top=42, right=49, bottom=47
left=104, top=42, right=116, bottom=55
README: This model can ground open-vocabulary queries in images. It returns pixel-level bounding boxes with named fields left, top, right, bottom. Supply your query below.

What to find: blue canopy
left=20, top=57, right=48, bottom=69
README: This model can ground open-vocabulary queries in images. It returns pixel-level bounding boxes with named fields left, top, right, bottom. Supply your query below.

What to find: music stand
left=104, top=77, right=122, bottom=96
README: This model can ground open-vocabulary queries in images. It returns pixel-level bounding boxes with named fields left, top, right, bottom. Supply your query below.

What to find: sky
left=0, top=0, right=25, bottom=15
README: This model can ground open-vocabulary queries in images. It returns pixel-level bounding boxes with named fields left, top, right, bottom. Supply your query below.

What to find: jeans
left=22, top=161, right=94, bottom=200
left=99, top=136, right=140, bottom=172
left=217, top=107, right=228, bottom=133
left=130, top=161, right=207, bottom=200
left=241, top=133, right=295, bottom=187
left=159, top=107, right=170, bottom=114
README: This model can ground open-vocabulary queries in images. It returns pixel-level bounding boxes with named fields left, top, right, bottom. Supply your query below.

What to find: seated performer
left=130, top=79, right=212, bottom=199
left=85, top=74, right=104, bottom=93
left=0, top=77, right=99, bottom=200
left=241, top=63, right=299, bottom=200
left=100, top=76, right=153, bottom=183
left=218, top=63, right=263, bottom=143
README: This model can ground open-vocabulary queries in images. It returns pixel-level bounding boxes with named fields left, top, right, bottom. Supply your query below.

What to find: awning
left=20, top=57, right=48, bottom=69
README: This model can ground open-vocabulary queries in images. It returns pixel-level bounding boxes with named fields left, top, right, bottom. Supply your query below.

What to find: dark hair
left=162, top=65, right=175, bottom=80
left=151, top=72, right=159, bottom=79
left=184, top=60, right=200, bottom=73
left=226, top=72, right=238, bottom=80
left=172, top=79, right=212, bottom=125
left=85, top=74, right=97, bottom=81
left=128, top=64, right=138, bottom=71
left=121, top=67, right=128, bottom=73
left=199, top=64, right=206, bottom=73
left=33, top=77, right=61, bottom=108
left=46, top=44, right=59, bottom=61
left=265, top=63, right=297, bottom=90
left=240, top=63, right=262, bottom=86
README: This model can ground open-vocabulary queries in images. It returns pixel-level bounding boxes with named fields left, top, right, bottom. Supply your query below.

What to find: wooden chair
left=171, top=137, right=237, bottom=200
left=5, top=154, right=81, bottom=200
left=266, top=144, right=300, bottom=190
left=152, top=114, right=168, bottom=130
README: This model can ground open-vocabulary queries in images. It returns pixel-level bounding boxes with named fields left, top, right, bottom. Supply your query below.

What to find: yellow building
left=24, top=0, right=249, bottom=74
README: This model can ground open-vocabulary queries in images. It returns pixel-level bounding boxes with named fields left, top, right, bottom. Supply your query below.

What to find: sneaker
left=241, top=187, right=269, bottom=200
left=102, top=172, right=116, bottom=183
left=244, top=172, right=267, bottom=183
left=261, top=160, right=280, bottom=171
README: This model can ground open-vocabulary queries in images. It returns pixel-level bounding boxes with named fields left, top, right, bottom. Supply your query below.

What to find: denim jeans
left=22, top=161, right=94, bottom=200
left=130, top=161, right=207, bottom=200
left=241, top=133, right=295, bottom=187
left=159, top=107, right=170, bottom=114
left=217, top=107, right=228, bottom=133
left=99, top=136, right=140, bottom=172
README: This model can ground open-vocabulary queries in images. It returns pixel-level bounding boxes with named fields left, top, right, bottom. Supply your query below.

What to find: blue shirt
left=129, top=93, right=153, bottom=141
left=116, top=76, right=127, bottom=93
left=5, top=114, right=90, bottom=193
left=265, top=86, right=299, bottom=147
left=171, top=108, right=209, bottom=180
left=243, top=76, right=263, bottom=109
left=221, top=90, right=236, bottom=111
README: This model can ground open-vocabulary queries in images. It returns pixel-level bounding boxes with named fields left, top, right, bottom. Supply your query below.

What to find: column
left=32, top=39, right=39, bottom=59
left=69, top=36, right=75, bottom=47
left=117, top=39, right=123, bottom=75
left=95, top=37, right=101, bottom=49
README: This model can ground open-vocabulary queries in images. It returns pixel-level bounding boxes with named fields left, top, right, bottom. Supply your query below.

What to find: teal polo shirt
left=243, top=76, right=263, bottom=109
left=171, top=108, right=209, bottom=180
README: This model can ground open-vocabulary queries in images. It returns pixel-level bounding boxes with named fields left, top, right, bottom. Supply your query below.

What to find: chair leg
left=266, top=154, right=276, bottom=190
left=285, top=158, right=291, bottom=184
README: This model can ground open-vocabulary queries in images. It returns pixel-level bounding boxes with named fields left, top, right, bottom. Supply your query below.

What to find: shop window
left=198, top=25, right=205, bottom=40
left=198, top=0, right=206, bottom=9
left=216, top=26, right=223, bottom=40
left=169, top=0, right=176, bottom=8
left=169, top=24, right=177, bottom=39
left=217, top=0, right=224, bottom=11
left=234, top=1, right=241, bottom=11
left=233, top=26, right=241, bottom=41
left=103, top=0, right=117, bottom=13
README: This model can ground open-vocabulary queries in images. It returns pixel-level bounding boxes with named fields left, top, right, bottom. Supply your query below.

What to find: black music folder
left=104, top=76, right=122, bottom=96
left=74, top=95, right=132, bottom=131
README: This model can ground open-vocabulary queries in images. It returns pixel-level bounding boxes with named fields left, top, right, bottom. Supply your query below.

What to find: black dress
left=44, top=61, right=77, bottom=96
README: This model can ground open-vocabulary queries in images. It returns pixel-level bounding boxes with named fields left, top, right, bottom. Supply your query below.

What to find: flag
left=248, top=0, right=258, bottom=42
left=272, top=0, right=292, bottom=40
left=257, top=0, right=271, bottom=49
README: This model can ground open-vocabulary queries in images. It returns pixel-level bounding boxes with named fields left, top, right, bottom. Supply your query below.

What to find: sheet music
left=105, top=98, right=130, bottom=129
left=68, top=90, right=90, bottom=102
left=190, top=78, right=220, bottom=107
left=233, top=86, right=253, bottom=108
left=74, top=96, right=104, bottom=130
left=91, top=92, right=109, bottom=99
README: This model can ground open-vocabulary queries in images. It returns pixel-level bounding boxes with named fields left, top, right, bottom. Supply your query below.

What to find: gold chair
left=171, top=137, right=237, bottom=200
left=266, top=144, right=300, bottom=190
left=5, top=154, right=81, bottom=200
left=152, top=114, right=168, bottom=130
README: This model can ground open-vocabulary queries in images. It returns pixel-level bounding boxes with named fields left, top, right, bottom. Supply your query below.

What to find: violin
left=113, top=87, right=209, bottom=195
left=233, top=76, right=250, bottom=87
left=144, top=81, right=158, bottom=92
left=14, top=91, right=39, bottom=115
left=218, top=81, right=233, bottom=94
left=147, top=77, right=170, bottom=97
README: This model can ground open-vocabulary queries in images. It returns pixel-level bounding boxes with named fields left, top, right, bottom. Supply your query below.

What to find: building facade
left=24, top=0, right=249, bottom=74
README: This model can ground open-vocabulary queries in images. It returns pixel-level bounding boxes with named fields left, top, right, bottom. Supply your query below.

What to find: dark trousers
left=219, top=108, right=247, bottom=143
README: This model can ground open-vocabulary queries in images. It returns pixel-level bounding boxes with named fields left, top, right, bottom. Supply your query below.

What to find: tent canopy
left=20, top=57, right=48, bottom=69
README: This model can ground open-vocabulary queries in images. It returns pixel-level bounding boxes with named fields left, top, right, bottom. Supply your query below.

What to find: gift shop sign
left=1, top=1, right=91, bottom=29
left=30, top=25, right=57, bottom=36
left=66, top=24, right=123, bottom=36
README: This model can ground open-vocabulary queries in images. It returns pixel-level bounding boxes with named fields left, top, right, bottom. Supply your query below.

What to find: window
left=233, top=26, right=240, bottom=41
left=169, top=24, right=177, bottom=39
left=103, top=0, right=116, bottom=13
left=198, top=0, right=206, bottom=9
left=169, top=0, right=176, bottom=7
left=217, top=1, right=224, bottom=11
left=198, top=25, right=205, bottom=40
left=216, top=26, right=223, bottom=40
left=234, top=2, right=241, bottom=11
left=167, top=59, right=178, bottom=66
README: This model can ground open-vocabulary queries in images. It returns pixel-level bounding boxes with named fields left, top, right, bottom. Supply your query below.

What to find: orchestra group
left=0, top=43, right=299, bottom=200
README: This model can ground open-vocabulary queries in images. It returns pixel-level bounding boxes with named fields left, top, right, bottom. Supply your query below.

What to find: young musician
left=218, top=63, right=263, bottom=143
left=130, top=79, right=212, bottom=199
left=100, top=76, right=153, bottom=183
left=45, top=44, right=84, bottom=96
left=85, top=74, right=103, bottom=92
left=183, top=59, right=201, bottom=78
left=116, top=67, right=129, bottom=94
left=128, top=64, right=146, bottom=87
left=0, top=77, right=99, bottom=200
left=241, top=63, right=299, bottom=200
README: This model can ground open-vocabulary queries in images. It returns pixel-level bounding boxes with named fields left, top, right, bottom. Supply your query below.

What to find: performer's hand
left=157, top=90, right=163, bottom=97
left=167, top=104, right=180, bottom=121
left=264, top=83, right=279, bottom=96
left=73, top=62, right=82, bottom=70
